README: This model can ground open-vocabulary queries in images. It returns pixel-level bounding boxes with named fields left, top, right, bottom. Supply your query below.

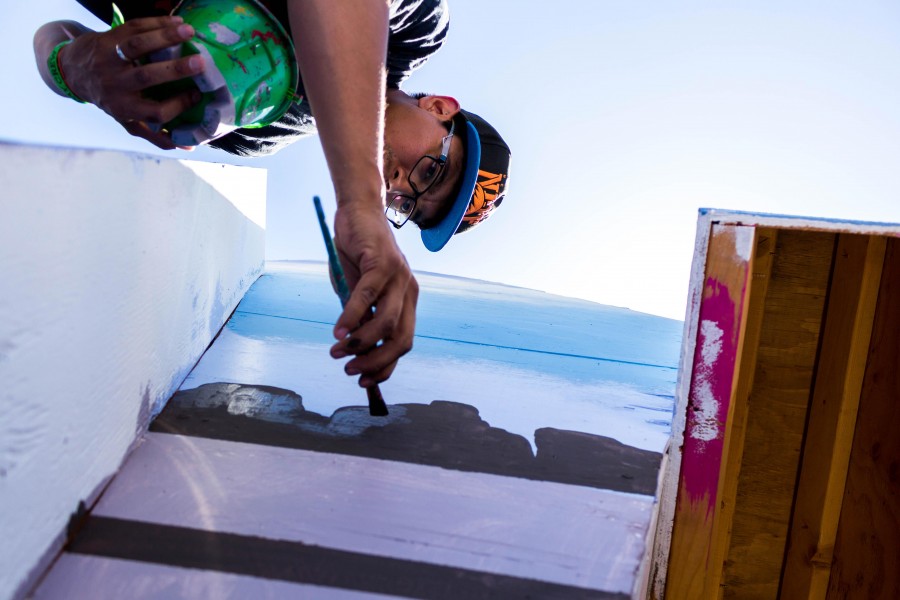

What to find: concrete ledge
left=0, top=142, right=266, bottom=600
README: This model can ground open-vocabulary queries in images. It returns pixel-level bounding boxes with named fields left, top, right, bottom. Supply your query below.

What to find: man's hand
left=286, top=0, right=415, bottom=385
left=330, top=204, right=418, bottom=387
left=49, top=17, right=205, bottom=149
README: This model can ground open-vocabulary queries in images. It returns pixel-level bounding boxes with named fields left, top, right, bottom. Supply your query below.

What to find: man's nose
left=386, top=165, right=413, bottom=194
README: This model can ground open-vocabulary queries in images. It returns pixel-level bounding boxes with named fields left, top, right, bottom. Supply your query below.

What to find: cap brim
left=420, top=120, right=481, bottom=252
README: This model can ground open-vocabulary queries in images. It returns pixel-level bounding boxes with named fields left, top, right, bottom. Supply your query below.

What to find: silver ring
left=115, top=43, right=130, bottom=62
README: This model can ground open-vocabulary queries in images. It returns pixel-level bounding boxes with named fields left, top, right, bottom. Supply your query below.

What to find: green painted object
left=150, top=0, right=298, bottom=146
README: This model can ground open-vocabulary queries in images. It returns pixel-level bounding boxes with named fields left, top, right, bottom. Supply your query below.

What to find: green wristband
left=48, top=40, right=86, bottom=104
left=110, top=3, right=125, bottom=28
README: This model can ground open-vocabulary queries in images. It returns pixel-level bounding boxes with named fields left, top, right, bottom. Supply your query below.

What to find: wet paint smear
left=153, top=383, right=663, bottom=495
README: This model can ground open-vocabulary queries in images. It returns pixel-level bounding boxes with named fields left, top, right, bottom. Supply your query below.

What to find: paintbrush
left=313, top=196, right=389, bottom=417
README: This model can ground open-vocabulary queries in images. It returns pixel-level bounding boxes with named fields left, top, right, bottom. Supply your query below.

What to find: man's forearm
left=286, top=0, right=389, bottom=210
left=285, top=0, right=417, bottom=387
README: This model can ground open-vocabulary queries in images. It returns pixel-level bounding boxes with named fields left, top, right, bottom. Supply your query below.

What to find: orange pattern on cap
left=463, top=169, right=507, bottom=227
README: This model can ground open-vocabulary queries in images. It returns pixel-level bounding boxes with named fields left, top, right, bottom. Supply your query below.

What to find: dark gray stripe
left=69, top=517, right=627, bottom=600
left=151, top=383, right=662, bottom=495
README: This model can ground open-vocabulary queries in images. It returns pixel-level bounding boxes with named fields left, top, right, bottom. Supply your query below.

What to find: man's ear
left=417, top=95, right=461, bottom=121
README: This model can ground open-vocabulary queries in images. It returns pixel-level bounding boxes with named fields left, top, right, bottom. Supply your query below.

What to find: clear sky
left=4, top=1, right=900, bottom=320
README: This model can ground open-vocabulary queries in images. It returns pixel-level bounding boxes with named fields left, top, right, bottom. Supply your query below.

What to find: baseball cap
left=420, top=109, right=511, bottom=252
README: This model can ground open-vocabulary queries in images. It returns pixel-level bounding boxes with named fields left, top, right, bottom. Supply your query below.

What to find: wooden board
left=781, top=234, right=885, bottom=598
left=721, top=230, right=835, bottom=598
left=827, top=237, right=900, bottom=599
left=645, top=211, right=900, bottom=600
left=663, top=224, right=755, bottom=598
left=706, top=228, right=778, bottom=598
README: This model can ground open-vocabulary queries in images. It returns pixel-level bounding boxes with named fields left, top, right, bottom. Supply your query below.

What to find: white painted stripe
left=33, top=554, right=395, bottom=600
left=93, top=433, right=652, bottom=594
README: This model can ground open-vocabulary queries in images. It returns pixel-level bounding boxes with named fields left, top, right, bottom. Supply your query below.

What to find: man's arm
left=286, top=0, right=418, bottom=387
left=33, top=16, right=204, bottom=149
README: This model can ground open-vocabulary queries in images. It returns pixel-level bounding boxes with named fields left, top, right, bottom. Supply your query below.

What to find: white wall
left=0, top=142, right=266, bottom=600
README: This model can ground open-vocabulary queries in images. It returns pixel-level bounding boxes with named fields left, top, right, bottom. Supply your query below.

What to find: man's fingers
left=155, top=88, right=203, bottom=123
left=331, top=262, right=413, bottom=357
left=117, top=20, right=194, bottom=60
left=118, top=16, right=185, bottom=35
left=342, top=331, right=414, bottom=386
left=120, top=120, right=176, bottom=149
left=333, top=280, right=417, bottom=385
left=333, top=272, right=387, bottom=342
left=356, top=355, right=399, bottom=388
left=123, top=55, right=204, bottom=93
left=108, top=86, right=199, bottom=127
left=342, top=337, right=405, bottom=386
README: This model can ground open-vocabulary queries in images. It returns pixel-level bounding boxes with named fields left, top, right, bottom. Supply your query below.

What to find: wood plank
left=664, top=224, right=755, bottom=599
left=707, top=228, right=778, bottom=600
left=646, top=215, right=716, bottom=600
left=34, top=554, right=391, bottom=600
left=781, top=234, right=886, bottom=599
left=722, top=230, right=835, bottom=599
left=91, top=432, right=652, bottom=594
left=827, top=237, right=900, bottom=599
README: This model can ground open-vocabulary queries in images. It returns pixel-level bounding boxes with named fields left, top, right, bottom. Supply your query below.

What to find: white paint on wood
left=93, top=433, right=654, bottom=594
left=733, top=225, right=755, bottom=261
left=642, top=212, right=715, bottom=598
left=34, top=555, right=393, bottom=600
left=691, top=319, right=725, bottom=443
left=701, top=208, right=900, bottom=237
left=0, top=142, right=265, bottom=600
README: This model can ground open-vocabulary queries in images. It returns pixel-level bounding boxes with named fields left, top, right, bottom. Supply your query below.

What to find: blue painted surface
left=188, top=260, right=685, bottom=453
left=235, top=261, right=682, bottom=395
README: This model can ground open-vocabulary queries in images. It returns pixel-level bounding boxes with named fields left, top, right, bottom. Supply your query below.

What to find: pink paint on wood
left=680, top=273, right=746, bottom=513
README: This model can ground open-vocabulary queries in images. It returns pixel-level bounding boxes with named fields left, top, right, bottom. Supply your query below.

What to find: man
left=34, top=0, right=510, bottom=388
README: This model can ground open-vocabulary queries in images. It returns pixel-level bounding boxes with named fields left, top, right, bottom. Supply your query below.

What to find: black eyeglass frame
left=384, top=119, right=456, bottom=229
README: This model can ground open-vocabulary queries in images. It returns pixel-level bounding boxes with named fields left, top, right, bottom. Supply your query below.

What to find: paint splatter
left=229, top=56, right=248, bottom=74
left=252, top=30, right=284, bottom=46
left=209, top=22, right=240, bottom=45
left=699, top=319, right=723, bottom=367
left=690, top=319, right=724, bottom=443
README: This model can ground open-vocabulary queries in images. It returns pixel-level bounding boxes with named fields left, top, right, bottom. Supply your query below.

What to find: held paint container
left=148, top=0, right=299, bottom=146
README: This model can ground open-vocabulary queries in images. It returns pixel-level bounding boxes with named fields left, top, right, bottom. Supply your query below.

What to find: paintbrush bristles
left=367, top=385, right=389, bottom=416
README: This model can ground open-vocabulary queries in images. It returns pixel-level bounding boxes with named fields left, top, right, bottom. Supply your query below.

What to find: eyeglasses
left=385, top=119, right=455, bottom=229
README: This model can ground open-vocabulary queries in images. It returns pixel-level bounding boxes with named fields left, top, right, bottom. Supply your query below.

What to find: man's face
left=383, top=96, right=465, bottom=229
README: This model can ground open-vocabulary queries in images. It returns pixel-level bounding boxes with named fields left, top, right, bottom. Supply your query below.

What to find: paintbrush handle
left=313, top=196, right=388, bottom=417
left=313, top=196, right=350, bottom=305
